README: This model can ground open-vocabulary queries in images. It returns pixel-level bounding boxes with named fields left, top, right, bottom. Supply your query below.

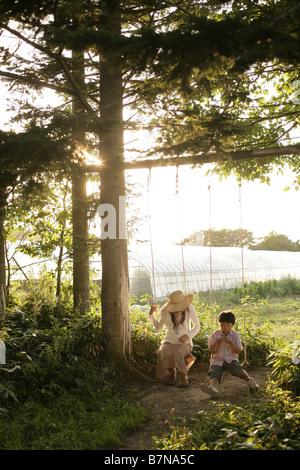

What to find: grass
left=251, top=298, right=300, bottom=341
left=0, top=361, right=148, bottom=450
left=0, top=393, right=147, bottom=450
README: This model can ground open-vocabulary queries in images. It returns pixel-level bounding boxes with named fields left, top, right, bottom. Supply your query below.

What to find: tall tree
left=1, top=0, right=300, bottom=362
left=251, top=231, right=300, bottom=251
left=98, top=1, right=131, bottom=358
left=71, top=47, right=91, bottom=314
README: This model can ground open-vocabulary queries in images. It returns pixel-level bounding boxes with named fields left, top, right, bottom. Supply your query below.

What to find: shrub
left=267, top=340, right=300, bottom=396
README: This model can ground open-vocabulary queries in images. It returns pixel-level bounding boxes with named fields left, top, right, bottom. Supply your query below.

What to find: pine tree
left=1, top=0, right=300, bottom=362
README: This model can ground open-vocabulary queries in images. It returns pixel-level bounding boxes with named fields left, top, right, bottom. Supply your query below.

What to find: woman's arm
left=148, top=304, right=165, bottom=330
left=178, top=305, right=200, bottom=343
left=186, top=305, right=200, bottom=339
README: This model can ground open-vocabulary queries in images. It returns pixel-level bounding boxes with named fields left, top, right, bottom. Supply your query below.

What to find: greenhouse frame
left=127, top=245, right=300, bottom=300
left=7, top=244, right=300, bottom=302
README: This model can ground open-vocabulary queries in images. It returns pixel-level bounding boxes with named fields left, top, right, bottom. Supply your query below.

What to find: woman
left=148, top=290, right=200, bottom=387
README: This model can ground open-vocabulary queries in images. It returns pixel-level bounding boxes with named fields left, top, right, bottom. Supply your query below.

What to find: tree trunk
left=0, top=194, right=6, bottom=321
left=56, top=181, right=68, bottom=299
left=72, top=49, right=90, bottom=314
left=99, top=0, right=130, bottom=359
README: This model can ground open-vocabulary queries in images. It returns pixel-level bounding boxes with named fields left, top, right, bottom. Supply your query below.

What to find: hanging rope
left=208, top=181, right=214, bottom=331
left=239, top=181, right=248, bottom=365
left=176, top=165, right=187, bottom=293
left=146, top=169, right=161, bottom=347
left=147, top=168, right=157, bottom=305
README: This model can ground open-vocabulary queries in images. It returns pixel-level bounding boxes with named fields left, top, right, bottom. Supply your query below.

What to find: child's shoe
left=199, top=383, right=219, bottom=396
left=248, top=377, right=259, bottom=390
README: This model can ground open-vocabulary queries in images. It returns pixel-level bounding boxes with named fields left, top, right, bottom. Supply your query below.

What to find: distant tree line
left=181, top=229, right=300, bottom=252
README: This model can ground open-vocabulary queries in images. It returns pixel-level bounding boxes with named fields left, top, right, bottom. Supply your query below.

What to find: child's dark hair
left=218, top=310, right=235, bottom=324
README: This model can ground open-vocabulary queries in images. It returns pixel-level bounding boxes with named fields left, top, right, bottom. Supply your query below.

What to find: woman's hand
left=178, top=334, right=189, bottom=343
left=149, top=304, right=159, bottom=315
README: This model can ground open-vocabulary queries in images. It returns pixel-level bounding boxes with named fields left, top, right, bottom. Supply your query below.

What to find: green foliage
left=0, top=286, right=147, bottom=449
left=251, top=232, right=300, bottom=252
left=0, top=392, right=147, bottom=450
left=155, top=385, right=300, bottom=450
left=202, top=228, right=254, bottom=248
left=267, top=340, right=300, bottom=396
left=233, top=277, right=300, bottom=301
left=1, top=276, right=300, bottom=449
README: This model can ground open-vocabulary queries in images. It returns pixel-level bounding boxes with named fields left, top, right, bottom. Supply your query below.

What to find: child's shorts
left=209, top=360, right=244, bottom=382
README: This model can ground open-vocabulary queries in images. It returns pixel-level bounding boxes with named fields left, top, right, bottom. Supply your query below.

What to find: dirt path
left=122, top=364, right=271, bottom=450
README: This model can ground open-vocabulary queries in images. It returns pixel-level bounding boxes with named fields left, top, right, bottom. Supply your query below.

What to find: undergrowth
left=154, top=385, right=300, bottom=450
left=0, top=275, right=299, bottom=449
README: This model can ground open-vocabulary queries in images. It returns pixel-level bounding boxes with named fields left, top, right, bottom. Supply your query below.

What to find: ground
left=122, top=364, right=271, bottom=450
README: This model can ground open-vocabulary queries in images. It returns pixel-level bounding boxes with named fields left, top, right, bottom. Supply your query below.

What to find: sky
left=126, top=163, right=300, bottom=247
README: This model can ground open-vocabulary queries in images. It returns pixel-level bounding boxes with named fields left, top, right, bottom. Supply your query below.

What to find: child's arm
left=209, top=336, right=224, bottom=354
left=224, top=336, right=243, bottom=354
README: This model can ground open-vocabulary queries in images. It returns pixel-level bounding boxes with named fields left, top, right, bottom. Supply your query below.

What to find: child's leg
left=224, top=361, right=259, bottom=390
left=239, top=370, right=250, bottom=382
left=209, top=377, right=219, bottom=387
left=200, top=365, right=223, bottom=396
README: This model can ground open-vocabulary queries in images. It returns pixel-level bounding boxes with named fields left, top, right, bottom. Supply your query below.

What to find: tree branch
left=0, top=23, right=96, bottom=114
left=82, top=143, right=300, bottom=172
left=0, top=70, right=76, bottom=96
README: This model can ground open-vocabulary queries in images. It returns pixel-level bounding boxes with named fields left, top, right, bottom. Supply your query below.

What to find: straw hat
left=166, top=290, right=193, bottom=313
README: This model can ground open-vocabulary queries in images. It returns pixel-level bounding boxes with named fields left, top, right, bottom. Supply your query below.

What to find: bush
left=0, top=295, right=148, bottom=450
left=233, top=277, right=300, bottom=301
left=267, top=340, right=300, bottom=396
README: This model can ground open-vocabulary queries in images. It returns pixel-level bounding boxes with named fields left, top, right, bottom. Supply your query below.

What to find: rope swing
left=175, top=165, right=187, bottom=294
left=146, top=168, right=157, bottom=305
left=146, top=167, right=248, bottom=364
left=238, top=180, right=248, bottom=365
left=208, top=181, right=214, bottom=331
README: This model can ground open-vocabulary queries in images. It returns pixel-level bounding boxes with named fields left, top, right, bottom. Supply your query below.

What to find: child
left=200, top=310, right=259, bottom=396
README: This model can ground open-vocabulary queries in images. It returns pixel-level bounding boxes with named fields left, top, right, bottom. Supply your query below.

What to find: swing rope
left=176, top=166, right=187, bottom=293
left=208, top=182, right=214, bottom=331
left=239, top=181, right=248, bottom=365
left=208, top=179, right=248, bottom=363
left=147, top=169, right=157, bottom=305
left=146, top=169, right=161, bottom=347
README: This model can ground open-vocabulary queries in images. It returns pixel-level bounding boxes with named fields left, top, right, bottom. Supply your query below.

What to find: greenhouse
left=127, top=245, right=300, bottom=299
left=7, top=244, right=300, bottom=301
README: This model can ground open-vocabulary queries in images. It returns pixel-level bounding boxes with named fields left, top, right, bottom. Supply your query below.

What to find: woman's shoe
left=165, top=373, right=177, bottom=385
left=178, top=376, right=189, bottom=387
